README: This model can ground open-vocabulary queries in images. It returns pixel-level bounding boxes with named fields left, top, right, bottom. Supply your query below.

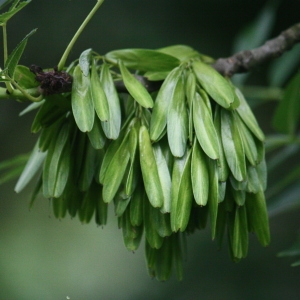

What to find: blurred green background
left=1, top=0, right=300, bottom=299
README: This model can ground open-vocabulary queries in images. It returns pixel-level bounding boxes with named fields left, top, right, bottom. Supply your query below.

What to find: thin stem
left=2, top=23, right=14, bottom=93
left=10, top=79, right=43, bottom=102
left=3, top=24, right=8, bottom=63
left=0, top=87, right=40, bottom=101
left=57, top=0, right=105, bottom=71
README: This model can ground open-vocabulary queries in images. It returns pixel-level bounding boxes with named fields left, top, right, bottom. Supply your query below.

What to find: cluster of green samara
left=15, top=45, right=270, bottom=281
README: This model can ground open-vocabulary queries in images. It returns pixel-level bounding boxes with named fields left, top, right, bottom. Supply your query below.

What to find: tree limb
left=212, top=23, right=300, bottom=77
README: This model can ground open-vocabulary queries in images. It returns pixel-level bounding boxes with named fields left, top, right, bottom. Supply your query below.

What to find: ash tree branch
left=212, top=23, right=300, bottom=77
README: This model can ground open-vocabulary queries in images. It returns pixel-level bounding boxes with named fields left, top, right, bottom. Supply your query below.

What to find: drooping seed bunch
left=15, top=45, right=270, bottom=281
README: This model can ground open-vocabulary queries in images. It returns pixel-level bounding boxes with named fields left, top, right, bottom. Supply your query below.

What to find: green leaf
left=192, top=60, right=234, bottom=109
left=14, top=141, right=46, bottom=193
left=246, top=166, right=260, bottom=194
left=102, top=134, right=130, bottom=203
left=213, top=106, right=229, bottom=182
left=144, top=200, right=164, bottom=249
left=150, top=235, right=173, bottom=281
left=139, top=125, right=164, bottom=208
left=152, top=208, right=172, bottom=237
left=95, top=187, right=108, bottom=226
left=14, top=65, right=39, bottom=88
left=256, top=159, right=267, bottom=192
left=172, top=233, right=184, bottom=281
left=231, top=187, right=246, bottom=206
left=218, top=181, right=226, bottom=203
left=52, top=197, right=68, bottom=220
left=221, top=109, right=246, bottom=182
left=65, top=182, right=82, bottom=219
left=235, top=114, right=258, bottom=166
left=143, top=70, right=170, bottom=81
left=150, top=66, right=182, bottom=141
left=100, top=64, right=121, bottom=139
left=185, top=71, right=196, bottom=109
left=175, top=149, right=193, bottom=232
left=71, top=129, right=89, bottom=182
left=130, top=185, right=144, bottom=226
left=19, top=101, right=44, bottom=116
left=120, top=208, right=143, bottom=251
left=160, top=138, right=174, bottom=176
left=191, top=139, right=209, bottom=206
left=99, top=130, right=126, bottom=184
left=71, top=64, right=94, bottom=132
left=105, top=48, right=180, bottom=72
left=232, top=205, right=248, bottom=258
left=167, top=75, right=188, bottom=157
left=29, top=175, right=42, bottom=209
left=90, top=61, right=109, bottom=122
left=78, top=142, right=98, bottom=192
left=188, top=99, right=194, bottom=145
left=215, top=202, right=226, bottom=248
left=53, top=146, right=71, bottom=198
left=4, top=28, right=37, bottom=78
left=125, top=122, right=139, bottom=197
left=225, top=80, right=240, bottom=110
left=208, top=160, right=219, bottom=239
left=114, top=192, right=131, bottom=217
left=79, top=48, right=92, bottom=77
left=193, top=92, right=220, bottom=160
left=43, top=122, right=71, bottom=198
left=0, top=0, right=31, bottom=25
left=158, top=45, right=201, bottom=62
left=79, top=183, right=98, bottom=224
left=87, top=115, right=106, bottom=149
left=30, top=96, right=69, bottom=133
left=38, top=117, right=65, bottom=152
left=170, top=151, right=188, bottom=232
left=119, top=60, right=153, bottom=108
left=235, top=87, right=265, bottom=141
left=272, top=71, right=300, bottom=135
left=229, top=175, right=247, bottom=191
left=153, top=143, right=172, bottom=213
